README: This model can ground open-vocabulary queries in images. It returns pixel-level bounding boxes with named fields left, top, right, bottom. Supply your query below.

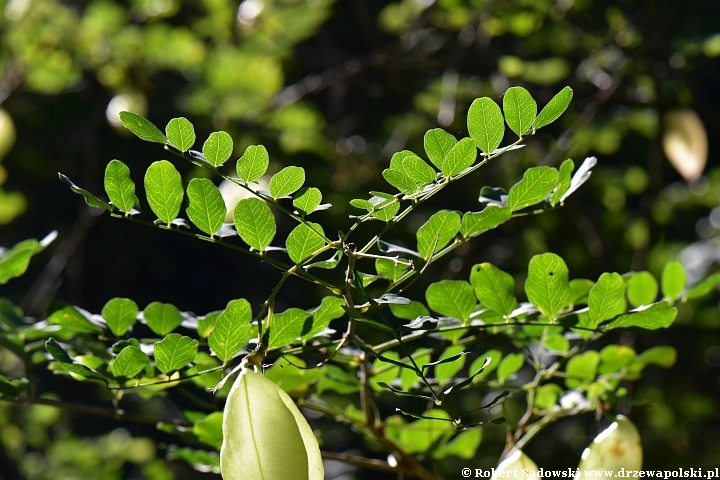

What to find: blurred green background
left=1, top=0, right=720, bottom=478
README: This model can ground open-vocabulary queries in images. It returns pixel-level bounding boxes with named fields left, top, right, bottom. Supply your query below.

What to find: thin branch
left=321, top=451, right=399, bottom=473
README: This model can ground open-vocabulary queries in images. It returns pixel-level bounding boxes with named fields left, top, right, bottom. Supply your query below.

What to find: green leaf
left=268, top=308, right=311, bottom=350
left=237, top=145, right=269, bottom=183
left=607, top=302, right=677, bottom=330
left=390, top=151, right=436, bottom=187
left=370, top=351, right=401, bottom=391
left=661, top=261, right=686, bottom=301
left=685, top=271, right=720, bottom=299
left=389, top=301, right=429, bottom=320
left=202, top=131, right=233, bottom=167
left=302, top=297, right=345, bottom=340
left=154, top=333, right=199, bottom=374
left=626, top=271, right=658, bottom=307
left=598, top=345, right=636, bottom=374
left=104, top=160, right=136, bottom=213
left=507, top=166, right=559, bottom=212
left=497, top=352, right=524, bottom=382
left=286, top=222, right=326, bottom=264
left=119, top=112, right=166, bottom=144
left=399, top=410, right=454, bottom=454
left=565, top=350, right=599, bottom=388
left=470, top=350, right=502, bottom=383
left=350, top=199, right=373, bottom=211
left=533, top=86, right=573, bottom=131
left=586, top=272, right=626, bottom=328
left=269, top=166, right=305, bottom=198
left=165, top=117, right=195, bottom=152
left=569, top=279, right=594, bottom=305
left=435, top=345, right=466, bottom=384
left=186, top=178, right=226, bottom=237
left=59, top=173, right=112, bottom=211
left=197, top=311, right=220, bottom=338
left=424, top=128, right=458, bottom=170
left=371, top=200, right=400, bottom=221
left=46, top=338, right=74, bottom=363
left=49, top=306, right=103, bottom=333
left=630, top=346, right=677, bottom=372
left=0, top=237, right=48, bottom=285
left=293, top=187, right=322, bottom=215
left=143, top=302, right=183, bottom=336
left=208, top=299, right=253, bottom=362
left=144, top=160, right=183, bottom=225
left=433, top=429, right=482, bottom=460
left=525, top=253, right=570, bottom=320
left=503, top=86, right=537, bottom=137
left=461, top=206, right=512, bottom=238
left=382, top=168, right=416, bottom=195
left=193, top=412, right=223, bottom=449
left=265, top=356, right=327, bottom=393
left=441, top=138, right=477, bottom=177
left=534, top=384, right=563, bottom=409
left=101, top=298, right=139, bottom=336
left=550, top=159, right=574, bottom=206
left=426, top=280, right=476, bottom=323
left=416, top=210, right=461, bottom=259
left=470, top=263, right=517, bottom=317
left=375, top=258, right=410, bottom=282
left=112, top=346, right=149, bottom=379
left=467, top=97, right=504, bottom=155
left=233, top=198, right=276, bottom=251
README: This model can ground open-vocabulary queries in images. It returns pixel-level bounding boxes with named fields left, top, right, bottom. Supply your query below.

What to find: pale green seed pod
left=491, top=450, right=541, bottom=480
left=575, top=415, right=642, bottom=479
left=221, top=368, right=324, bottom=480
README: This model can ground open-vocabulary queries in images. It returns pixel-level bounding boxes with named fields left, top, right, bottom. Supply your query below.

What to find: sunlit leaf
left=435, top=345, right=466, bottom=383
left=468, top=97, right=504, bottom=155
left=507, top=166, right=558, bottom=212
left=550, top=159, right=574, bottom=206
left=470, top=263, right=517, bottom=317
left=661, top=261, right=686, bottom=301
left=497, top=352, right=524, bottom=382
left=441, top=138, right=477, bottom=177
left=49, top=306, right=103, bottom=333
left=202, top=131, right=233, bottom=167
left=424, top=128, right=458, bottom=170
left=586, top=272, right=625, bottom=328
left=268, top=308, right=310, bottom=349
left=233, top=198, right=276, bottom=251
left=59, top=173, right=112, bottom=211
left=382, top=168, right=416, bottom=195
left=187, top=178, right=226, bottom=236
left=101, top=298, right=139, bottom=336
left=237, top=145, right=270, bottom=183
left=433, top=429, right=482, bottom=460
left=293, top=187, right=322, bottom=215
left=208, top=299, right=253, bottom=362
left=416, top=210, right=461, bottom=259
left=503, top=86, right=537, bottom=137
left=525, top=253, right=570, bottom=320
left=165, top=117, right=195, bottom=152
left=565, top=350, right=598, bottom=388
left=533, top=86, right=573, bottom=131
left=626, top=271, right=658, bottom=307
left=269, top=166, right=305, bottom=198
left=112, top=346, right=149, bottom=378
left=426, top=280, right=475, bottom=323
left=0, top=234, right=54, bottom=285
left=460, top=206, right=512, bottom=238
left=607, top=302, right=677, bottom=330
left=144, top=160, right=183, bottom=225
left=119, top=111, right=166, bottom=144
left=143, top=302, right=183, bottom=336
left=375, top=258, right=410, bottom=282
left=286, top=222, right=326, bottom=264
left=154, top=333, right=199, bottom=374
left=104, top=160, right=136, bottom=214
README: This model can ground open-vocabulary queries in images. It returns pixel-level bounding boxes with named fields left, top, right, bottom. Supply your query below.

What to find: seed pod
left=662, top=109, right=707, bottom=182
left=221, top=368, right=324, bottom=480
left=575, top=415, right=642, bottom=479
left=491, top=450, right=540, bottom=480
